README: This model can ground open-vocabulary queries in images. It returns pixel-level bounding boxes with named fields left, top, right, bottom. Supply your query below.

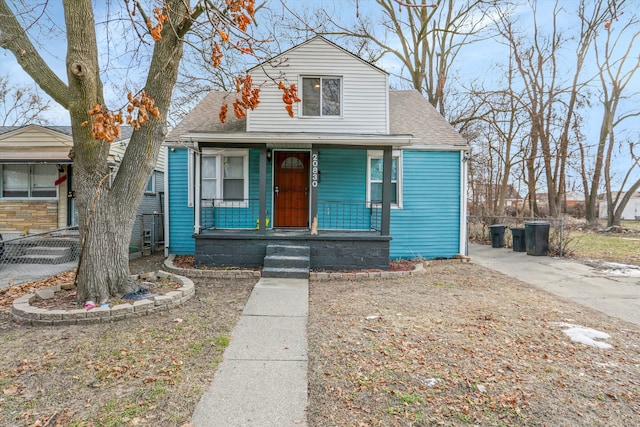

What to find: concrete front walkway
left=470, top=243, right=640, bottom=327
left=191, top=277, right=308, bottom=427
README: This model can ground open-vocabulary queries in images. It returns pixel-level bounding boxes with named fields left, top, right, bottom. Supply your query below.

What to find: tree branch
left=0, top=0, right=69, bottom=108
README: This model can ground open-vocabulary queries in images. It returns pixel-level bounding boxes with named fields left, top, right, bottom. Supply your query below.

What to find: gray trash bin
left=489, top=224, right=506, bottom=248
left=525, top=221, right=550, bottom=256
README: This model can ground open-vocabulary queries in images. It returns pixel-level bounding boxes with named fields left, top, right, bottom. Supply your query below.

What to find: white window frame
left=366, top=150, right=403, bottom=209
left=201, top=149, right=249, bottom=208
left=144, top=171, right=156, bottom=194
left=0, top=164, right=58, bottom=200
left=300, top=76, right=343, bottom=118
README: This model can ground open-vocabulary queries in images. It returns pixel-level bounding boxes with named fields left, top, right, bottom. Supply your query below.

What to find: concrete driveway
left=0, top=262, right=77, bottom=289
left=469, top=243, right=640, bottom=327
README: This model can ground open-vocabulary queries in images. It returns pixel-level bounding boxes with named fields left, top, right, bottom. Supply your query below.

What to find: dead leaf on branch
left=146, top=8, right=168, bottom=41
left=81, top=90, right=161, bottom=141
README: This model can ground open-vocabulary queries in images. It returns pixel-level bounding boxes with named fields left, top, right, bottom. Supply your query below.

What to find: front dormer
left=247, top=37, right=389, bottom=134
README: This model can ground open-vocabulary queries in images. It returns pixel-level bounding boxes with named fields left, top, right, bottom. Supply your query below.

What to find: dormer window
left=302, top=77, right=341, bottom=117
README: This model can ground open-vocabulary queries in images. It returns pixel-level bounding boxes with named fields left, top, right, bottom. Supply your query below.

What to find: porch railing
left=200, top=199, right=381, bottom=231
left=318, top=200, right=381, bottom=231
left=201, top=199, right=261, bottom=230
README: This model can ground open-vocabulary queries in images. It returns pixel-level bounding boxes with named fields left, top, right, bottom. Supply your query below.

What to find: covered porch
left=188, top=133, right=410, bottom=270
left=196, top=229, right=391, bottom=270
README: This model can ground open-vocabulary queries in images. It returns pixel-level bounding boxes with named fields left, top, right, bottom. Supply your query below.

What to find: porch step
left=265, top=244, right=310, bottom=257
left=263, top=245, right=310, bottom=279
left=262, top=267, right=310, bottom=279
left=14, top=246, right=73, bottom=264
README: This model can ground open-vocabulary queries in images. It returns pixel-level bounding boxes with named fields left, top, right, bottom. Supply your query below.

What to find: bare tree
left=588, top=12, right=640, bottom=225
left=494, top=0, right=611, bottom=217
left=0, top=74, right=50, bottom=126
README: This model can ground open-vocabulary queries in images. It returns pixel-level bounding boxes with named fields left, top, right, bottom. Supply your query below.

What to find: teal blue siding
left=316, top=149, right=370, bottom=229
left=390, top=151, right=460, bottom=259
left=168, top=148, right=195, bottom=254
left=167, top=147, right=461, bottom=259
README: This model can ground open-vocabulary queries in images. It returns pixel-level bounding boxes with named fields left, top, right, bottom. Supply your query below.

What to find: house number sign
left=311, top=153, right=319, bottom=188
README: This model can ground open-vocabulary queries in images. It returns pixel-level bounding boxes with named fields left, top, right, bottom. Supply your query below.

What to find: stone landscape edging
left=11, top=271, right=195, bottom=326
left=163, top=254, right=261, bottom=279
left=164, top=254, right=426, bottom=280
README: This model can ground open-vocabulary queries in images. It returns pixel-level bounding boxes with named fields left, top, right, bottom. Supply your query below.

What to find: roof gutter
left=175, top=131, right=413, bottom=147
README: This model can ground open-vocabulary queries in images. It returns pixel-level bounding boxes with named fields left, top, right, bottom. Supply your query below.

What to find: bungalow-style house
left=0, top=125, right=164, bottom=252
left=0, top=125, right=75, bottom=233
left=163, top=37, right=469, bottom=271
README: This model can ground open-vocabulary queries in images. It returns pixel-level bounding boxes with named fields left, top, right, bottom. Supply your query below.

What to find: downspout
left=194, top=142, right=201, bottom=234
left=460, top=150, right=469, bottom=256
left=163, top=146, right=170, bottom=257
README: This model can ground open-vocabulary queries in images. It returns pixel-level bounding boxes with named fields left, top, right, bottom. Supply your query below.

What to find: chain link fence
left=468, top=215, right=566, bottom=256
left=0, top=227, right=80, bottom=288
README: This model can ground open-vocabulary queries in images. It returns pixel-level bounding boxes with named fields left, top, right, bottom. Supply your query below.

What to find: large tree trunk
left=75, top=193, right=134, bottom=303
left=61, top=0, right=130, bottom=303
left=64, top=0, right=188, bottom=303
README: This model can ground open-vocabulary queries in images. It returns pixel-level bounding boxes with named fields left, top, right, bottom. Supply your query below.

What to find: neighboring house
left=164, top=36, right=469, bottom=270
left=0, top=125, right=74, bottom=233
left=535, top=191, right=587, bottom=217
left=0, top=125, right=164, bottom=250
left=468, top=182, right=523, bottom=215
left=599, top=192, right=640, bottom=220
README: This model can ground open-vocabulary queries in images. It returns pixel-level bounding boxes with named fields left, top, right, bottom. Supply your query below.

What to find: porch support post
left=310, top=145, right=319, bottom=225
left=259, top=146, right=267, bottom=234
left=381, top=146, right=392, bottom=236
left=194, top=148, right=201, bottom=234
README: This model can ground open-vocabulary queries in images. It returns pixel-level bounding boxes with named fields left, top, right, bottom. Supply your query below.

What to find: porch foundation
left=194, top=230, right=391, bottom=271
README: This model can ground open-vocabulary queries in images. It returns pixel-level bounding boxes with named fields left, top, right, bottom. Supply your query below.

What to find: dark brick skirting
left=194, top=231, right=391, bottom=271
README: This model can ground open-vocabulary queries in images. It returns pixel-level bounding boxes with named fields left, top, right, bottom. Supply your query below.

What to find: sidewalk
left=0, top=262, right=77, bottom=289
left=191, top=277, right=308, bottom=427
left=469, top=243, right=640, bottom=327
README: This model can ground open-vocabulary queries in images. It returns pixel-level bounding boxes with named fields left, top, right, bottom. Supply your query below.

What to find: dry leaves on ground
left=307, top=260, right=640, bottom=426
left=0, top=254, right=256, bottom=426
left=0, top=270, right=77, bottom=312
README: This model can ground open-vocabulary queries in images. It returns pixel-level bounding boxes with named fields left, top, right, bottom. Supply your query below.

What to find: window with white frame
left=302, top=76, right=341, bottom=116
left=201, top=150, right=248, bottom=206
left=1, top=164, right=58, bottom=198
left=367, top=151, right=402, bottom=208
left=144, top=171, right=155, bottom=194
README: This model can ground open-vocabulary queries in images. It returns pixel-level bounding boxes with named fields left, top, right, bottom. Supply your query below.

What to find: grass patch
left=572, top=231, right=640, bottom=265
left=398, top=391, right=423, bottom=405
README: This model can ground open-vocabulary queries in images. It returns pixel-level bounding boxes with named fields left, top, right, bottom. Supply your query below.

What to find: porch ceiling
left=178, top=131, right=412, bottom=147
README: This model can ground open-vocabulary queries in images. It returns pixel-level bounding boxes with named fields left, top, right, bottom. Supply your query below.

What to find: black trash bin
left=525, top=221, right=550, bottom=256
left=489, top=224, right=506, bottom=248
left=511, top=227, right=526, bottom=252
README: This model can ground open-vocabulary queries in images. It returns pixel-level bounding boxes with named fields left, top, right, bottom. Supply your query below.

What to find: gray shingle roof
left=166, top=89, right=466, bottom=148
left=166, top=92, right=245, bottom=141
left=389, top=90, right=467, bottom=147
left=0, top=125, right=134, bottom=141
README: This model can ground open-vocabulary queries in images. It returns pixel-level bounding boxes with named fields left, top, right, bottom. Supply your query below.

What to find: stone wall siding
left=0, top=200, right=58, bottom=233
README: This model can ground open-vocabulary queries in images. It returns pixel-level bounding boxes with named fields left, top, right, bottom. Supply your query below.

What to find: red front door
left=274, top=151, right=309, bottom=227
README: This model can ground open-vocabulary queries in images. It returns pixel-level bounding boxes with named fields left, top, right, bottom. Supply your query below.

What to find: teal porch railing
left=201, top=199, right=381, bottom=231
